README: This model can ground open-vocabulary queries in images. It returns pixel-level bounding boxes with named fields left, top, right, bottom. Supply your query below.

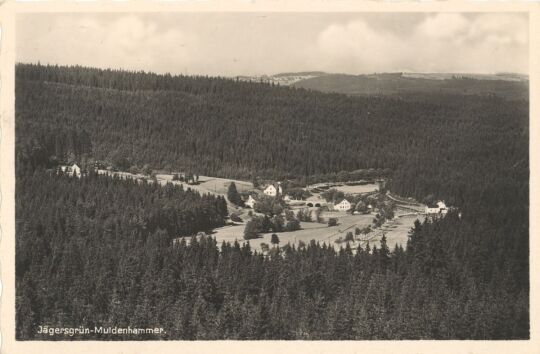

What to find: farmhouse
left=264, top=183, right=283, bottom=197
left=245, top=195, right=257, bottom=209
left=59, top=163, right=82, bottom=178
left=425, top=201, right=448, bottom=214
left=334, top=199, right=352, bottom=212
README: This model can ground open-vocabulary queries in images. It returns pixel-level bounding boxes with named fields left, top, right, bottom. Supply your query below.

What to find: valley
left=97, top=168, right=425, bottom=252
left=15, top=63, right=529, bottom=340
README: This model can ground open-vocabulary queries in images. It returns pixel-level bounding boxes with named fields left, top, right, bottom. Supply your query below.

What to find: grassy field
left=331, top=183, right=378, bottom=195
left=155, top=174, right=253, bottom=196
left=211, top=210, right=424, bottom=253
left=100, top=169, right=422, bottom=252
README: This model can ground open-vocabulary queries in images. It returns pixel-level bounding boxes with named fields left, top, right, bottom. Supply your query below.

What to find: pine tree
left=227, top=182, right=242, bottom=206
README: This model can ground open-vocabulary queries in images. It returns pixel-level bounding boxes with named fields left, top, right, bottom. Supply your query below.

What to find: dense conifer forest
left=15, top=63, right=528, bottom=339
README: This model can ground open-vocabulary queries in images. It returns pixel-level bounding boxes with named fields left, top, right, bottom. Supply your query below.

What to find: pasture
left=155, top=174, right=253, bottom=196
left=332, top=183, right=379, bottom=195
left=211, top=210, right=424, bottom=253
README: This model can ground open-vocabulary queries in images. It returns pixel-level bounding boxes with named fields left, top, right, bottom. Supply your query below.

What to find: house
left=334, top=199, right=352, bottom=212
left=425, top=200, right=448, bottom=214
left=264, top=183, right=283, bottom=197
left=283, top=194, right=291, bottom=202
left=245, top=195, right=257, bottom=209
left=59, top=163, right=82, bottom=178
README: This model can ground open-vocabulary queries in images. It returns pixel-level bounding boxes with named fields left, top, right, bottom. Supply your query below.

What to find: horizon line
left=15, top=61, right=530, bottom=79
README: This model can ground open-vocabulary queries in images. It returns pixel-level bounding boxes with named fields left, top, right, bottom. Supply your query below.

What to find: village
left=56, top=162, right=452, bottom=253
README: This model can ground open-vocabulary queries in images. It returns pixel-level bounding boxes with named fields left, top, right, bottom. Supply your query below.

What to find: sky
left=16, top=12, right=529, bottom=77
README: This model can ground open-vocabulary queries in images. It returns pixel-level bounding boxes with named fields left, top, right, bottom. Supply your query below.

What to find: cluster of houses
left=244, top=182, right=373, bottom=213
left=244, top=183, right=287, bottom=208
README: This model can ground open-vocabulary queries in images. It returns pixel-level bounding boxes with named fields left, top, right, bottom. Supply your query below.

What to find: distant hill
left=291, top=72, right=528, bottom=100
left=273, top=71, right=328, bottom=78
left=401, top=72, right=528, bottom=82
left=236, top=72, right=326, bottom=86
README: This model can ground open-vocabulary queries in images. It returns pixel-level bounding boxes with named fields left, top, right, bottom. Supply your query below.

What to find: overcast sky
left=16, top=12, right=528, bottom=76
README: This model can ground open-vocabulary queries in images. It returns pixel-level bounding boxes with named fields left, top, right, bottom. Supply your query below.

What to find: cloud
left=17, top=13, right=528, bottom=76
left=415, top=13, right=469, bottom=39
left=315, top=21, right=409, bottom=73
left=17, top=14, right=197, bottom=74
left=315, top=13, right=528, bottom=74
left=91, top=15, right=197, bottom=72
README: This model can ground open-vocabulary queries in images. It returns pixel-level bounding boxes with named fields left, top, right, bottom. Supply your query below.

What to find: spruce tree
left=227, top=182, right=242, bottom=206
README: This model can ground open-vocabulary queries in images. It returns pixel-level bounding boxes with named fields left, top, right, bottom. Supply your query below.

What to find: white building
left=264, top=183, right=283, bottom=197
left=245, top=195, right=257, bottom=209
left=334, top=199, right=352, bottom=212
left=425, top=201, right=448, bottom=214
left=60, top=163, right=82, bottom=178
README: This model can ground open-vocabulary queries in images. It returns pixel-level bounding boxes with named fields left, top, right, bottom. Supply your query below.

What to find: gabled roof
left=264, top=183, right=282, bottom=191
left=335, top=198, right=351, bottom=204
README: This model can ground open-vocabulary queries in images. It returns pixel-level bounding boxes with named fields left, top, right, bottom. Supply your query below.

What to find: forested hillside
left=16, top=64, right=528, bottom=200
left=15, top=63, right=529, bottom=339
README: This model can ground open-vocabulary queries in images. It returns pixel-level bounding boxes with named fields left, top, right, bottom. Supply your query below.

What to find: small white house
left=264, top=183, right=283, bottom=197
left=425, top=201, right=448, bottom=214
left=60, top=163, right=82, bottom=178
left=334, top=199, right=352, bottom=212
left=245, top=195, right=256, bottom=209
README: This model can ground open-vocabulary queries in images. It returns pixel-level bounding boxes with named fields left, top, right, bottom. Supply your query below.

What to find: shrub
left=243, top=220, right=260, bottom=240
left=285, top=219, right=301, bottom=232
left=230, top=213, right=243, bottom=223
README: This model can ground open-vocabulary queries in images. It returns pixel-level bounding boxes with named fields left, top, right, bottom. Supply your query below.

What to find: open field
left=99, top=169, right=425, bottom=252
left=155, top=174, right=253, bottom=196
left=331, top=183, right=378, bottom=195
left=211, top=210, right=424, bottom=252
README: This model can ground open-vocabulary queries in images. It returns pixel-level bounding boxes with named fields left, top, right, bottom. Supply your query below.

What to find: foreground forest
left=15, top=63, right=528, bottom=339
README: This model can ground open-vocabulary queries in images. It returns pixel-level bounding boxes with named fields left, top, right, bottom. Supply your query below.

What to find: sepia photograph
left=1, top=2, right=537, bottom=351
